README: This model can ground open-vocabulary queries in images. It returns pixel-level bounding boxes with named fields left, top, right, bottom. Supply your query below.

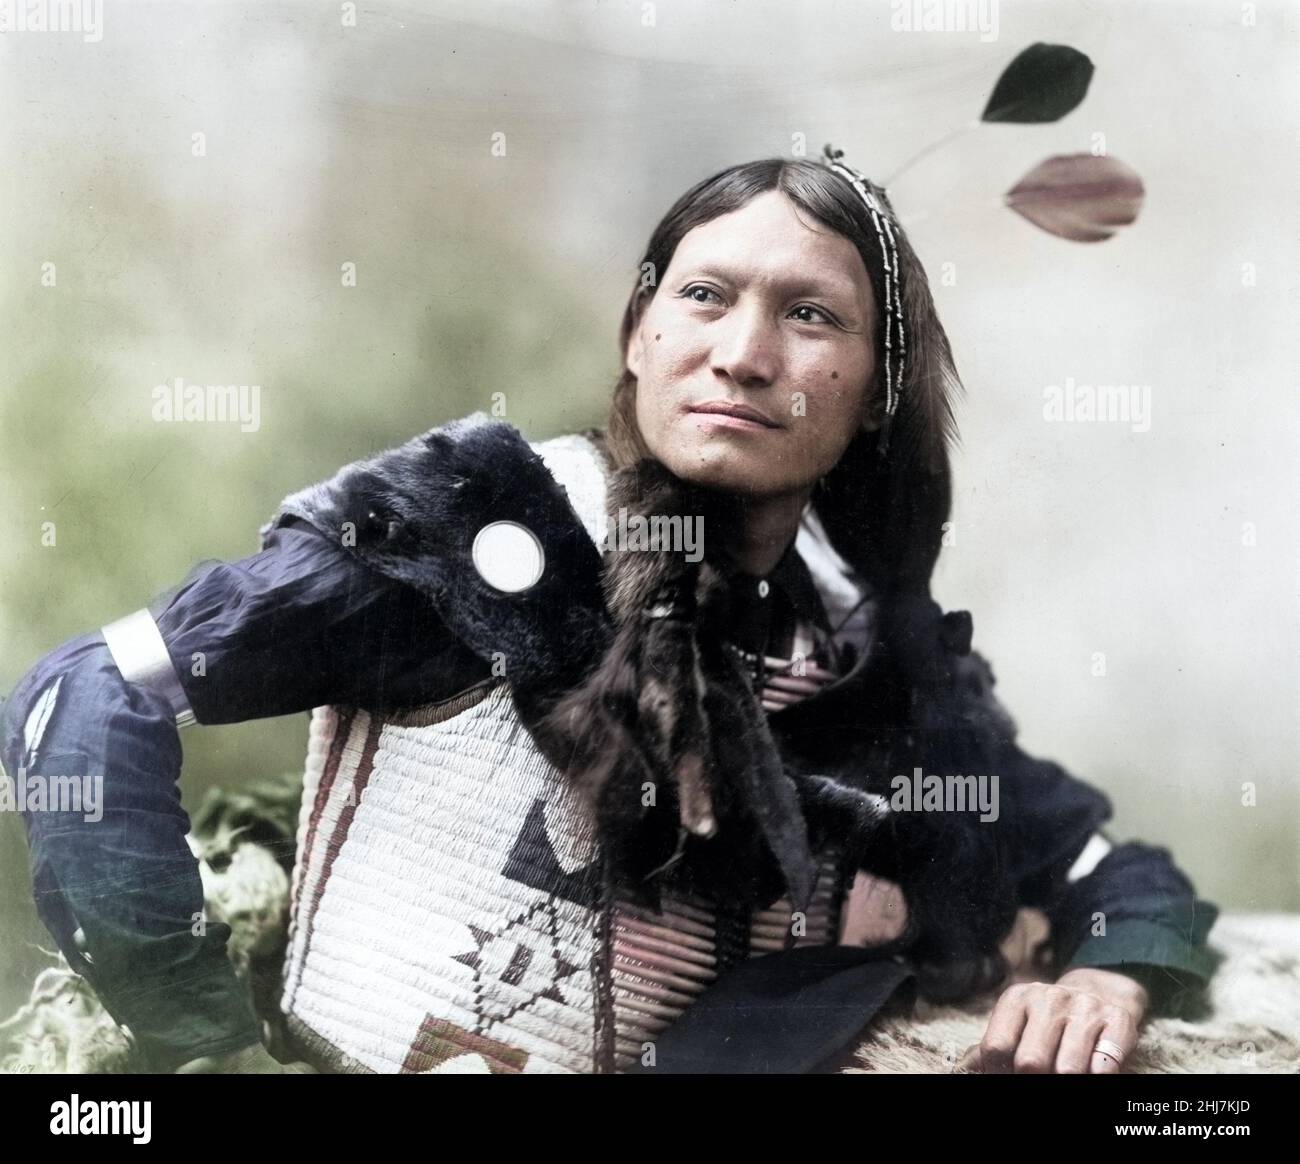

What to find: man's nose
left=710, top=301, right=779, bottom=389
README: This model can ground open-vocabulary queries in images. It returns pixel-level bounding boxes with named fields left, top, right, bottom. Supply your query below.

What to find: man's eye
left=682, top=284, right=723, bottom=306
left=790, top=304, right=834, bottom=325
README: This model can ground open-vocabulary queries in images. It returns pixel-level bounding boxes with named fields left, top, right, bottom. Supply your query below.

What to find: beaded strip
left=822, top=146, right=907, bottom=421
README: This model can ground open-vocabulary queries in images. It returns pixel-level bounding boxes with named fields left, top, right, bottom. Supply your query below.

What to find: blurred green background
left=2, top=0, right=1297, bottom=1022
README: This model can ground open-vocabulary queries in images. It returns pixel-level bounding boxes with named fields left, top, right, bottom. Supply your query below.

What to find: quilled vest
left=278, top=435, right=856, bottom=1074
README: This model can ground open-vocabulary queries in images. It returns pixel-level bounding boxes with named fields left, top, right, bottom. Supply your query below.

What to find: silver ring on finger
left=1092, top=1037, right=1126, bottom=1065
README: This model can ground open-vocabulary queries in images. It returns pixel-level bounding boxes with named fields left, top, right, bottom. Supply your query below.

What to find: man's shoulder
left=259, top=414, right=608, bottom=544
left=256, top=414, right=613, bottom=609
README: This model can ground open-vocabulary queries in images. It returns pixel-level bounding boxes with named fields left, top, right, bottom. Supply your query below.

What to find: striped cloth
left=610, top=853, right=844, bottom=1071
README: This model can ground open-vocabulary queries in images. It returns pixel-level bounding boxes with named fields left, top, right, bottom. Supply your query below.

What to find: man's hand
left=962, top=967, right=1148, bottom=1074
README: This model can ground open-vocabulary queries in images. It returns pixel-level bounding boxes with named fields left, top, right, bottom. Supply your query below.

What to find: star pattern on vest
left=452, top=896, right=588, bottom=1032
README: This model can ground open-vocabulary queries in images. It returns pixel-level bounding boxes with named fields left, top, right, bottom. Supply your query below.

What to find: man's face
left=626, top=190, right=879, bottom=499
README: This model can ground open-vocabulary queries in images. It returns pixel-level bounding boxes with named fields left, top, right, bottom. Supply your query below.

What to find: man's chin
left=657, top=441, right=798, bottom=498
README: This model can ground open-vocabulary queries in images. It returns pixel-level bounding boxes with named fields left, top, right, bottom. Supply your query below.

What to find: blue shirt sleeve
left=985, top=697, right=1220, bottom=1016
left=0, top=521, right=488, bottom=1071
left=945, top=645, right=1220, bottom=1016
left=1052, top=843, right=1220, bottom=1016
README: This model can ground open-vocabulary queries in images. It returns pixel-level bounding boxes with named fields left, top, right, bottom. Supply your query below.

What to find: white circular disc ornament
left=471, top=521, right=545, bottom=592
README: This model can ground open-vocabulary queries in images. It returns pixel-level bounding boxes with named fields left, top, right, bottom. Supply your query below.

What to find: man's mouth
left=686, top=399, right=782, bottom=430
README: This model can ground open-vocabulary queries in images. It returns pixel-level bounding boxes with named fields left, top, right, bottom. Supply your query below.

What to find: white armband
left=1066, top=831, right=1113, bottom=883
left=100, top=608, right=196, bottom=728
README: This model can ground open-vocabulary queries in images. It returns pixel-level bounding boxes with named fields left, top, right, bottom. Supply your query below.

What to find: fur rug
left=847, top=912, right=1300, bottom=1074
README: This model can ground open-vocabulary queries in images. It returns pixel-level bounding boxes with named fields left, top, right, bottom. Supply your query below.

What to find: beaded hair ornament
left=820, top=143, right=907, bottom=438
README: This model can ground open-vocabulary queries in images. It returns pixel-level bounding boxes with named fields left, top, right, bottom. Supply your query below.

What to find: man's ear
left=624, top=286, right=656, bottom=380
left=860, top=369, right=887, bottom=434
left=625, top=315, right=645, bottom=380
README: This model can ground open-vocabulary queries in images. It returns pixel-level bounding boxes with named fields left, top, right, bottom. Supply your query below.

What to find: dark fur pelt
left=530, top=457, right=1020, bottom=1010
left=534, top=459, right=829, bottom=914
left=525, top=453, right=1022, bottom=1001
left=266, top=414, right=614, bottom=703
